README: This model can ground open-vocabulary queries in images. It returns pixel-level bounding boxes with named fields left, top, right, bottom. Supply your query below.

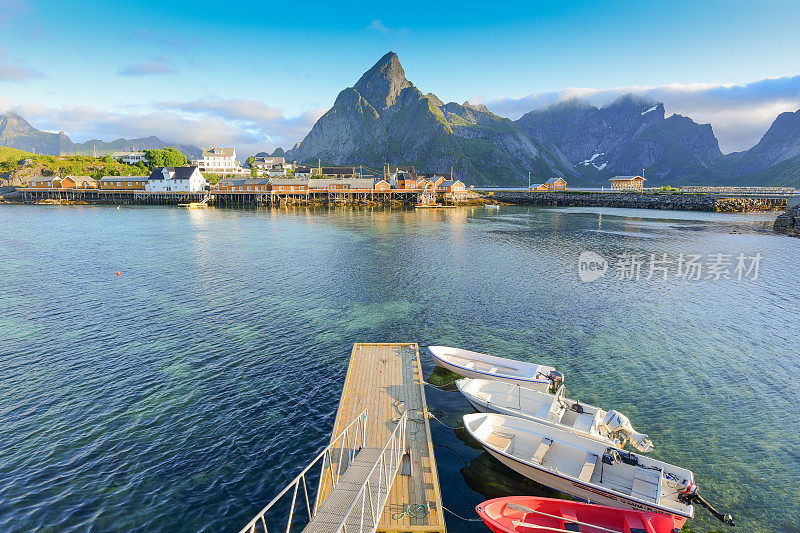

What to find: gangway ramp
left=239, top=343, right=445, bottom=533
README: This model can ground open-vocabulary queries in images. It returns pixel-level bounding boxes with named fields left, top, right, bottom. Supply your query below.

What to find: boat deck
left=316, top=343, right=446, bottom=532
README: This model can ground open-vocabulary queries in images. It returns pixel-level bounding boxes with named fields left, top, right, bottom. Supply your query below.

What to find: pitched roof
left=148, top=166, right=199, bottom=180
left=243, top=179, right=270, bottom=185
left=545, top=177, right=565, bottom=184
left=610, top=175, right=645, bottom=181
left=202, top=147, right=235, bottom=158
left=270, top=178, right=309, bottom=185
left=254, top=156, right=285, bottom=165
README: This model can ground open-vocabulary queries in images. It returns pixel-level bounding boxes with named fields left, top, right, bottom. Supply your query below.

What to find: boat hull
left=485, top=448, right=691, bottom=520
left=457, top=379, right=622, bottom=449
left=476, top=496, right=687, bottom=533
left=429, top=347, right=553, bottom=389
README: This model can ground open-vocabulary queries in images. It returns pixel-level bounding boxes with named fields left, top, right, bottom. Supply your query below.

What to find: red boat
left=476, top=496, right=687, bottom=533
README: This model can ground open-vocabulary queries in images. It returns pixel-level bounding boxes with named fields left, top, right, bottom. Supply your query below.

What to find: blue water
left=0, top=204, right=797, bottom=532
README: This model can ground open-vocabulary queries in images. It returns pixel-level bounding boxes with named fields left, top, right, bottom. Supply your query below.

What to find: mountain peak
left=353, top=51, right=412, bottom=110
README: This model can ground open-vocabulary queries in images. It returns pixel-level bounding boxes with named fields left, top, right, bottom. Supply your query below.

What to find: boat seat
left=578, top=452, right=599, bottom=482
left=532, top=437, right=553, bottom=464
left=631, top=467, right=661, bottom=502
left=624, top=515, right=648, bottom=533
left=464, top=361, right=476, bottom=369
left=489, top=366, right=498, bottom=374
left=572, top=413, right=595, bottom=433
left=486, top=432, right=514, bottom=454
left=560, top=509, right=581, bottom=532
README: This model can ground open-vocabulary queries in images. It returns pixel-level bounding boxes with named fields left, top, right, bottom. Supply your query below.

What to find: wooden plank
left=316, top=343, right=446, bottom=533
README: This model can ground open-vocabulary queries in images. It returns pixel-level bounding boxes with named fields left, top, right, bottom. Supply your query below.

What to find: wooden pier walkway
left=316, top=343, right=446, bottom=533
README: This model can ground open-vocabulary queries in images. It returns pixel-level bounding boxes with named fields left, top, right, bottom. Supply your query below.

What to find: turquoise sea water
left=0, top=204, right=797, bottom=532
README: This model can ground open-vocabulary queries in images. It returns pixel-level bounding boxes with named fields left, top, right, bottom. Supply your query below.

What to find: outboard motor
left=546, top=371, right=564, bottom=394
left=601, top=410, right=654, bottom=453
left=678, top=483, right=735, bottom=526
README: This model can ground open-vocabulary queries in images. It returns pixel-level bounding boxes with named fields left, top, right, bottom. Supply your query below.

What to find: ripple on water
left=0, top=204, right=797, bottom=532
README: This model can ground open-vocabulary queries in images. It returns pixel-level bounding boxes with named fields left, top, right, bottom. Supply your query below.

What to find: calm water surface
left=0, top=204, right=797, bottom=532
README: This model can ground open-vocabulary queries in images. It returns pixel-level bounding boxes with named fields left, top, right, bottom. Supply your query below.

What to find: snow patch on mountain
left=641, top=105, right=659, bottom=115
left=580, top=152, right=604, bottom=164
left=578, top=152, right=607, bottom=170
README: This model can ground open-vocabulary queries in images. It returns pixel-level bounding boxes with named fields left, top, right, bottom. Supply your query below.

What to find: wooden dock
left=317, top=343, right=446, bottom=533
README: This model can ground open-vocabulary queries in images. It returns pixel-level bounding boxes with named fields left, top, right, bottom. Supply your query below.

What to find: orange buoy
left=116, top=271, right=121, bottom=277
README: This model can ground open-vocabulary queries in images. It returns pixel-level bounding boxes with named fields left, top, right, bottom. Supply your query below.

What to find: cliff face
left=516, top=95, right=723, bottom=185
left=286, top=52, right=571, bottom=185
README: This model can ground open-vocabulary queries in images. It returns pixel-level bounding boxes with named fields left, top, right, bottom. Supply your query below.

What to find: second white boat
left=457, top=378, right=654, bottom=452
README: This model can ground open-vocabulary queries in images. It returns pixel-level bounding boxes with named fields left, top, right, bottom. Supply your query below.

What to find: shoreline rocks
left=774, top=207, right=799, bottom=237
left=483, top=191, right=785, bottom=213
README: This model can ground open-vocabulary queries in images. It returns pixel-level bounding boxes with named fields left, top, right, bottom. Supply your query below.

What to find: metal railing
left=332, top=411, right=408, bottom=533
left=239, top=408, right=368, bottom=533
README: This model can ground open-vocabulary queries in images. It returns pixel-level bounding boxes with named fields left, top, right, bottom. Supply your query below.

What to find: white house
left=145, top=166, right=208, bottom=192
left=251, top=156, right=293, bottom=176
left=112, top=151, right=147, bottom=165
left=192, top=147, right=242, bottom=174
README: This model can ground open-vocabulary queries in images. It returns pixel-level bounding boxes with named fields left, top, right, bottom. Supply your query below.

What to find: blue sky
left=1, top=0, right=800, bottom=154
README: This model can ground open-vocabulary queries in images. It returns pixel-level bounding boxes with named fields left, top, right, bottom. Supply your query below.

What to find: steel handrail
left=239, top=408, right=369, bottom=533
left=334, top=411, right=408, bottom=533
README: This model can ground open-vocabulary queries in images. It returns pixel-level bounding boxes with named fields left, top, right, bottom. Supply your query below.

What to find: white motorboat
left=428, top=346, right=562, bottom=391
left=457, top=378, right=654, bottom=452
left=463, top=413, right=695, bottom=520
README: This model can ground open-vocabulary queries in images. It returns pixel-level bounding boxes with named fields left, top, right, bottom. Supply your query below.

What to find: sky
left=1, top=0, right=800, bottom=156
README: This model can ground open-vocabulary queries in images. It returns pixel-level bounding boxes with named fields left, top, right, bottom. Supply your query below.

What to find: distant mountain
left=0, top=111, right=201, bottom=159
left=517, top=96, right=723, bottom=185
left=285, top=53, right=800, bottom=187
left=286, top=52, right=572, bottom=184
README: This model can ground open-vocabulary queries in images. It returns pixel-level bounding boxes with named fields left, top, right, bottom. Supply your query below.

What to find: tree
left=143, top=147, right=189, bottom=169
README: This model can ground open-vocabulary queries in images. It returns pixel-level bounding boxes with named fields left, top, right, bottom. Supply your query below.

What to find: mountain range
left=286, top=52, right=800, bottom=187
left=2, top=52, right=799, bottom=187
left=0, top=112, right=201, bottom=160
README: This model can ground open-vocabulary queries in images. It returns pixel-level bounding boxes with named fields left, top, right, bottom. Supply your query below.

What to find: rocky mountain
left=517, top=96, right=723, bottom=185
left=0, top=111, right=201, bottom=159
left=286, top=53, right=800, bottom=187
left=286, top=52, right=572, bottom=184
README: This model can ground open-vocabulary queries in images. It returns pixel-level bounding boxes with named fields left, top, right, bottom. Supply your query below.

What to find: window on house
left=127, top=182, right=132, bottom=186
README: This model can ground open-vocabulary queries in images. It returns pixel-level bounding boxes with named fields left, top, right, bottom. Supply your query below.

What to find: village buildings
left=111, top=151, right=147, bottom=165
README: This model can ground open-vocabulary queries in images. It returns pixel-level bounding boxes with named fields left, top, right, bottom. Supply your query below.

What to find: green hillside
left=0, top=146, right=147, bottom=186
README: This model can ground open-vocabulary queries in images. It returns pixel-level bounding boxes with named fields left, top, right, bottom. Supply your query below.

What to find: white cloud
left=481, top=76, right=800, bottom=153
left=10, top=98, right=328, bottom=157
left=367, top=19, right=409, bottom=36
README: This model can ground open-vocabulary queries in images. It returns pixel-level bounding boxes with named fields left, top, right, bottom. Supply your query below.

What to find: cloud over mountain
left=482, top=76, right=800, bottom=153
left=3, top=97, right=327, bottom=156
